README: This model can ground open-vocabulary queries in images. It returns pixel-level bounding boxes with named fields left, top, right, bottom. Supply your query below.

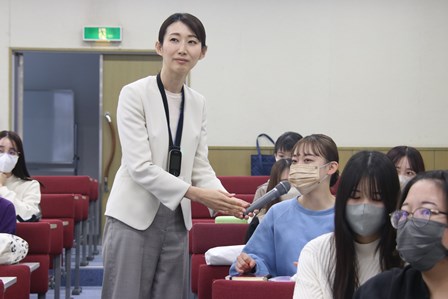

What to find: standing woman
left=293, top=151, right=402, bottom=299
left=354, top=170, right=448, bottom=298
left=101, top=13, right=248, bottom=299
left=0, top=130, right=41, bottom=222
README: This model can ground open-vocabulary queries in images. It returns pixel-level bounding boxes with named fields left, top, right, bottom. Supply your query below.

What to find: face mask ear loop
left=319, top=162, right=333, bottom=184
left=325, top=161, right=336, bottom=173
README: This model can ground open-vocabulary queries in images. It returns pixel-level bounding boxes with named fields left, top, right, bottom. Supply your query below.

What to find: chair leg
left=87, top=202, right=94, bottom=261
left=53, top=254, right=61, bottom=299
left=93, top=199, right=100, bottom=255
left=81, top=220, right=89, bottom=266
left=65, top=248, right=72, bottom=299
left=72, top=223, right=82, bottom=295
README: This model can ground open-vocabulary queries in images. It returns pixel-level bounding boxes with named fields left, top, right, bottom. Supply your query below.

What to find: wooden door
left=101, top=53, right=162, bottom=228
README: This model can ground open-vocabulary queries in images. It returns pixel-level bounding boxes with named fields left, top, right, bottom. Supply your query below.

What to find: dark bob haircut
left=158, top=13, right=207, bottom=49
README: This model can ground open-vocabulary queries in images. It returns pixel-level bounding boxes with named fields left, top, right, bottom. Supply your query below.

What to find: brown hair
left=293, top=134, right=339, bottom=186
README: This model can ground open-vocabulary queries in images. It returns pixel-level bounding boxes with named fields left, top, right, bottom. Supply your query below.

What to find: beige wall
left=2, top=1, right=448, bottom=147
left=209, top=147, right=448, bottom=176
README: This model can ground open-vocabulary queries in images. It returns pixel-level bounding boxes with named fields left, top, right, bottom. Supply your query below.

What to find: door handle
left=103, top=112, right=116, bottom=192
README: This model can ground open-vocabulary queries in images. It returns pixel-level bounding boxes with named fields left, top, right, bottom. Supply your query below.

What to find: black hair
left=274, top=131, right=303, bottom=154
left=158, top=13, right=207, bottom=48
left=331, top=151, right=402, bottom=299
left=399, top=170, right=448, bottom=211
left=386, top=145, right=425, bottom=174
left=0, top=131, right=32, bottom=180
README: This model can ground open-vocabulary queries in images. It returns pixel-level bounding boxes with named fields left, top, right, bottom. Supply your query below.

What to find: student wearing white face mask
left=386, top=145, right=425, bottom=191
left=0, top=131, right=41, bottom=222
left=230, top=134, right=339, bottom=278
left=293, top=151, right=403, bottom=299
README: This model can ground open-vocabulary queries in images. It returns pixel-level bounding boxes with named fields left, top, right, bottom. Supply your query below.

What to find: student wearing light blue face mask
left=0, top=131, right=41, bottom=222
left=293, top=151, right=403, bottom=299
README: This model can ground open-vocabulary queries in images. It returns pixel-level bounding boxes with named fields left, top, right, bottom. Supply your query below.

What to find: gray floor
left=30, top=248, right=197, bottom=299
left=31, top=286, right=103, bottom=299
left=29, top=246, right=197, bottom=299
left=30, top=247, right=104, bottom=299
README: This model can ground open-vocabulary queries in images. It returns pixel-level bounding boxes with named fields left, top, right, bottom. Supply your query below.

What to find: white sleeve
left=0, top=179, right=41, bottom=220
left=293, top=236, right=330, bottom=299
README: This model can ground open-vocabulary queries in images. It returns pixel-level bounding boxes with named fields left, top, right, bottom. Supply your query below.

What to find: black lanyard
left=156, top=73, right=185, bottom=150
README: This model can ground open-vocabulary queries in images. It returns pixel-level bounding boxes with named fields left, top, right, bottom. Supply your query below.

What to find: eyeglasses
left=0, top=148, right=20, bottom=156
left=390, top=207, right=448, bottom=229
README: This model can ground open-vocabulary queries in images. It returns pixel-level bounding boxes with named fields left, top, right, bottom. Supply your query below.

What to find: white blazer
left=105, top=76, right=224, bottom=230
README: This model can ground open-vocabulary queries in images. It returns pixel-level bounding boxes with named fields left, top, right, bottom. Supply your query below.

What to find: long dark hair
left=331, top=151, right=403, bottom=299
left=0, top=131, right=32, bottom=180
left=264, top=158, right=293, bottom=211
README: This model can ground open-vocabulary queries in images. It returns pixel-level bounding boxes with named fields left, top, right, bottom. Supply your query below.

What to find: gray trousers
left=101, top=204, right=188, bottom=299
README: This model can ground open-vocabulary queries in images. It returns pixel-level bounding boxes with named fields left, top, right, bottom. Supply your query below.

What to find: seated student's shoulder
left=258, top=198, right=296, bottom=224
left=354, top=265, right=426, bottom=299
left=300, top=232, right=333, bottom=256
left=268, top=197, right=297, bottom=215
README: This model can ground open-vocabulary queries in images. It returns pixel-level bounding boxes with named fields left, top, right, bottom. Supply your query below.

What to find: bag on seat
left=0, top=233, right=29, bottom=264
left=251, top=133, right=275, bottom=176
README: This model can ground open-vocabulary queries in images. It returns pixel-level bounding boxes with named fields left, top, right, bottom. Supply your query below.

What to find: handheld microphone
left=244, top=181, right=291, bottom=215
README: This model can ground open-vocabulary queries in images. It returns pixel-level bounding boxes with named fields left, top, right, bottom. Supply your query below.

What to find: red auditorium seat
left=33, top=175, right=92, bottom=295
left=0, top=264, right=31, bottom=299
left=190, top=223, right=248, bottom=297
left=189, top=176, right=268, bottom=252
left=40, top=219, right=64, bottom=299
left=16, top=222, right=51, bottom=298
left=40, top=193, right=76, bottom=299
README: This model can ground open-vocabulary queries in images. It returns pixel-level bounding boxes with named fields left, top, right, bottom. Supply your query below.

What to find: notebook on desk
left=225, top=274, right=272, bottom=281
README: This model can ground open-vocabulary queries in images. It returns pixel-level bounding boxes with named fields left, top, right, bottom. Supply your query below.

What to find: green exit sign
left=83, top=26, right=122, bottom=42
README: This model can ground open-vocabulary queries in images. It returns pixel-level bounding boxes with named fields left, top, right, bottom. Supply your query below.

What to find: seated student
left=386, top=145, right=425, bottom=190
left=293, top=151, right=403, bottom=299
left=353, top=170, right=448, bottom=299
left=245, top=158, right=293, bottom=242
left=0, top=131, right=41, bottom=222
left=252, top=131, right=302, bottom=202
left=230, top=134, right=339, bottom=278
left=0, top=196, right=16, bottom=234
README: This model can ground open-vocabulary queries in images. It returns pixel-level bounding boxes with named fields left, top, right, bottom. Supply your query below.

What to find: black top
left=353, top=265, right=430, bottom=299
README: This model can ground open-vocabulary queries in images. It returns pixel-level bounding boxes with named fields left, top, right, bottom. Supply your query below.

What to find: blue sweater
left=230, top=197, right=334, bottom=277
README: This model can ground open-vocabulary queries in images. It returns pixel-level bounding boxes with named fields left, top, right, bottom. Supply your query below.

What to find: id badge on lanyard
left=157, top=73, right=185, bottom=177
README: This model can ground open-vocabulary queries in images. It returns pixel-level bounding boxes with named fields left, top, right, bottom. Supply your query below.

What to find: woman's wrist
left=185, top=186, right=201, bottom=202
